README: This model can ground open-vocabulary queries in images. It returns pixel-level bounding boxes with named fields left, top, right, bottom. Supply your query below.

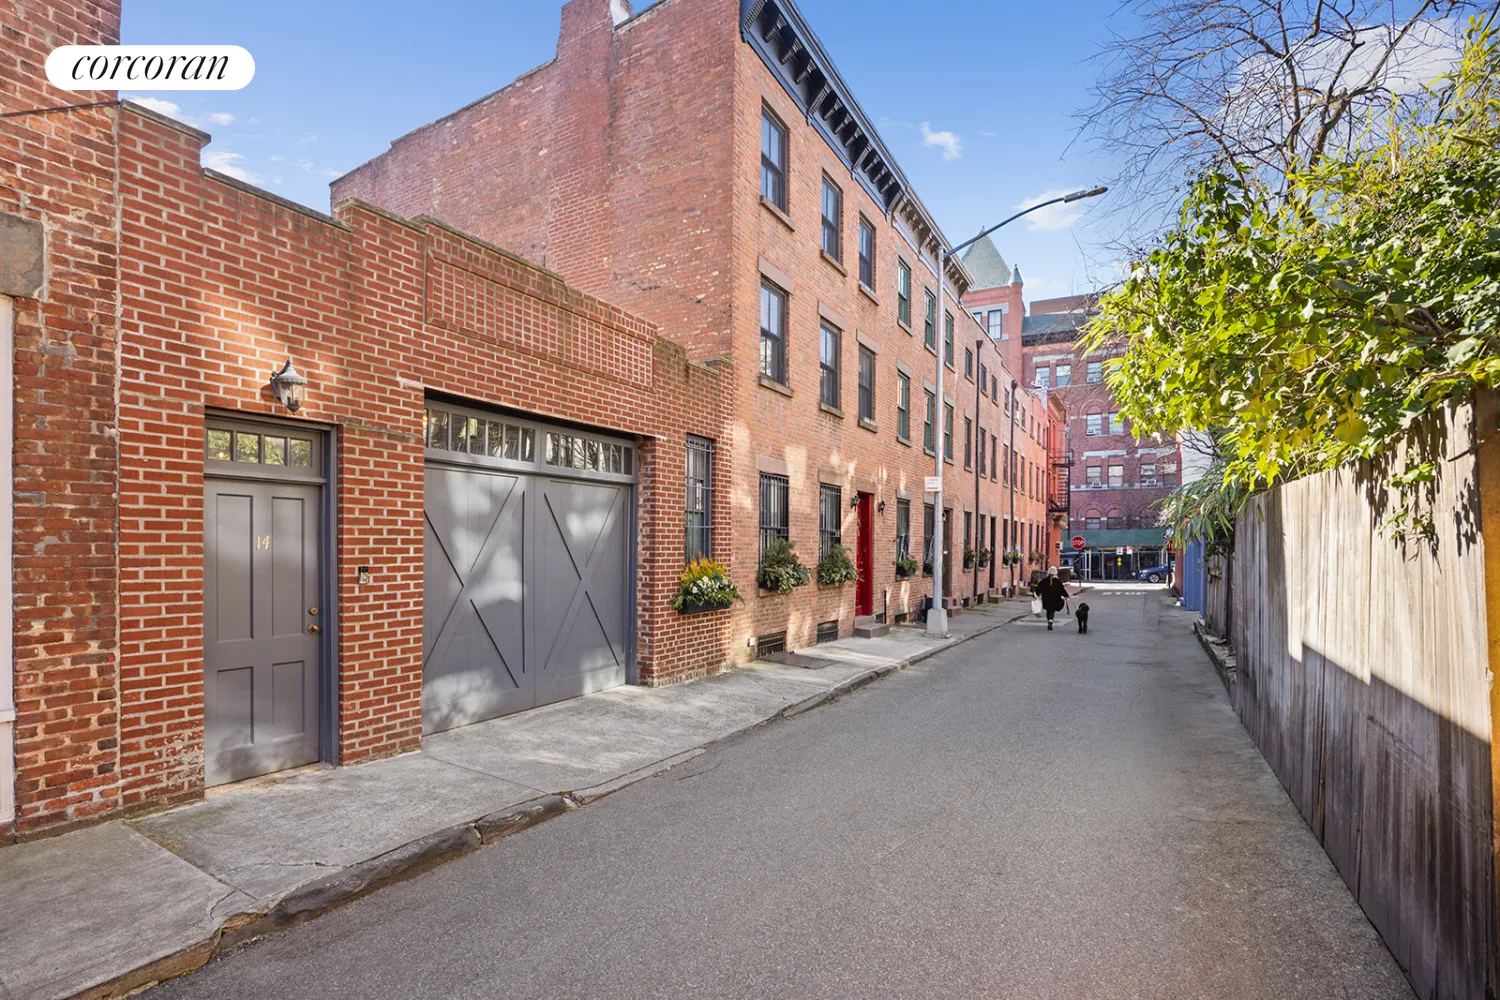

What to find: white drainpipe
left=1, top=295, right=13, bottom=826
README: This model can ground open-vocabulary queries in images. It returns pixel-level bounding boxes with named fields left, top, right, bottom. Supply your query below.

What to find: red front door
left=856, top=493, right=873, bottom=617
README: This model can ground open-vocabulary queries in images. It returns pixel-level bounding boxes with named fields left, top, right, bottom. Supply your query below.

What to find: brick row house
left=1021, top=295, right=1182, bottom=579
left=0, top=0, right=1047, bottom=837
left=334, top=1, right=1047, bottom=638
left=958, top=235, right=1064, bottom=580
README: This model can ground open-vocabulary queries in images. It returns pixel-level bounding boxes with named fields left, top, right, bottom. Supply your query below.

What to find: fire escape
left=1049, top=451, right=1072, bottom=517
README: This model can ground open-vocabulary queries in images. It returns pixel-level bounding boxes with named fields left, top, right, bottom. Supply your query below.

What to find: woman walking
left=1036, top=566, right=1068, bottom=631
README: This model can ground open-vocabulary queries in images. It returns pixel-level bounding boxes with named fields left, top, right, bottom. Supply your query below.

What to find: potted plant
left=817, top=542, right=859, bottom=587
left=1003, top=548, right=1022, bottom=566
left=671, top=558, right=743, bottom=614
left=895, top=556, right=919, bottom=579
left=976, top=547, right=992, bottom=568
left=758, top=537, right=811, bottom=594
left=962, top=545, right=976, bottom=569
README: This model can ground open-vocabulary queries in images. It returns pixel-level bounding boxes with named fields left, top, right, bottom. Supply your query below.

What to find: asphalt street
left=151, top=585, right=1414, bottom=999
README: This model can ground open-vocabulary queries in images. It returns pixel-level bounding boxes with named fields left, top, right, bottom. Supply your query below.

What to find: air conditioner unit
left=1143, top=479, right=1158, bottom=487
left=1089, top=482, right=1104, bottom=489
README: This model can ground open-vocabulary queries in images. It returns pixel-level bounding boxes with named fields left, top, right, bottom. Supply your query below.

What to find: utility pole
left=973, top=338, right=984, bottom=601
left=1008, top=377, right=1018, bottom=598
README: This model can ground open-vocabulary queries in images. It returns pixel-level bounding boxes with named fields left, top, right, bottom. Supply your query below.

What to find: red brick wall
left=1, top=0, right=123, bottom=838
left=960, top=281, right=1024, bottom=378
left=105, top=105, right=724, bottom=821
left=334, top=0, right=741, bottom=366
left=339, top=0, right=1033, bottom=651
left=1023, top=335, right=1180, bottom=536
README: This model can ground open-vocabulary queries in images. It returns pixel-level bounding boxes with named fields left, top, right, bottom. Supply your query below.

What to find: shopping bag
left=1030, top=596, right=1042, bottom=616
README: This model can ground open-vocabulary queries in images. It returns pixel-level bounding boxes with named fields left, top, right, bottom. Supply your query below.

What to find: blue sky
left=121, top=0, right=1129, bottom=303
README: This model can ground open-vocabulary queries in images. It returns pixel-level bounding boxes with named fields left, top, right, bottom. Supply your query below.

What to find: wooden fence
left=1228, top=394, right=1496, bottom=1000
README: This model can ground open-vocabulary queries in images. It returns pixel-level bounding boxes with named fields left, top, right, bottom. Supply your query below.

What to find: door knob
left=308, top=624, right=322, bottom=634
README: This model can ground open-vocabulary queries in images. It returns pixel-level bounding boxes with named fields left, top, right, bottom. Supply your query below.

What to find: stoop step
left=852, top=615, right=889, bottom=639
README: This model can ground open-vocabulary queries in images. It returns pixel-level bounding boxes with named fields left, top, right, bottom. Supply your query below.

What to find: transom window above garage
left=425, top=408, right=536, bottom=462
left=545, top=432, right=634, bottom=476
left=424, top=402, right=636, bottom=483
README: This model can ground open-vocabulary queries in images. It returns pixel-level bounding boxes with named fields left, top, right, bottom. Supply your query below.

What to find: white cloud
left=297, top=158, right=342, bottom=179
left=202, top=150, right=257, bottom=184
left=1016, top=189, right=1091, bottom=231
left=127, top=96, right=184, bottom=120
left=208, top=112, right=235, bottom=125
left=920, top=122, right=963, bottom=160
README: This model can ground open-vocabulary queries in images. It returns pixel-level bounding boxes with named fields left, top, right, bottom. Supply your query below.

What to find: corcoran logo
left=45, top=45, right=255, bottom=91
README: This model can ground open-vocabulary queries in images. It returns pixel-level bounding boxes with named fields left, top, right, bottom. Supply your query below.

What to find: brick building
left=0, top=0, right=1044, bottom=837
left=1021, top=295, right=1181, bottom=579
left=956, top=235, right=1055, bottom=583
left=1, top=0, right=124, bottom=834
left=335, top=0, right=1039, bottom=641
left=3, top=0, right=757, bottom=836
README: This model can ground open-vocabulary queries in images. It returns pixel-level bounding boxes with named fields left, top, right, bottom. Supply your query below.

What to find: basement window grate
left=756, top=632, right=787, bottom=658
left=815, top=620, right=839, bottom=644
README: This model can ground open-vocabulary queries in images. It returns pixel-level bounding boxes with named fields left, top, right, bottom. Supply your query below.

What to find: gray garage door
left=421, top=403, right=635, bottom=734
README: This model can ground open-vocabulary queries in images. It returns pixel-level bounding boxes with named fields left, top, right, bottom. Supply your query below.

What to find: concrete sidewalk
left=0, top=600, right=1033, bottom=1000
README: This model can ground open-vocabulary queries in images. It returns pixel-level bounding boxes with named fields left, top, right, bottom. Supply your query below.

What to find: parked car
left=1139, top=564, right=1171, bottom=584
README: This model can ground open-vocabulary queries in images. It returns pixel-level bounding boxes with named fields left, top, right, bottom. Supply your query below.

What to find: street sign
left=924, top=476, right=942, bottom=492
left=1071, top=534, right=1086, bottom=550
left=1116, top=547, right=1125, bottom=555
left=1126, top=545, right=1133, bottom=555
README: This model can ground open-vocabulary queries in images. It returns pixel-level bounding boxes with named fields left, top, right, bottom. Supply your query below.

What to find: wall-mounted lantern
left=877, top=500, right=887, bottom=514
left=269, top=359, right=308, bottom=413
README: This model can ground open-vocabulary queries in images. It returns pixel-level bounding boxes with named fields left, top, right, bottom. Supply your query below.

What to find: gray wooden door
left=534, top=476, right=630, bottom=706
left=422, top=465, right=631, bottom=733
left=422, top=466, right=530, bottom=732
left=204, top=478, right=322, bottom=785
left=422, top=405, right=636, bottom=734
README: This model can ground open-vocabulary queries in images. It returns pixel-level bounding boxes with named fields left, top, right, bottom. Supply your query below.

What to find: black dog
left=1076, top=602, right=1090, bottom=634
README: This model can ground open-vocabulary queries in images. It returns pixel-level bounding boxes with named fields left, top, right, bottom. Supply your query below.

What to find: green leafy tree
left=1089, top=19, right=1500, bottom=542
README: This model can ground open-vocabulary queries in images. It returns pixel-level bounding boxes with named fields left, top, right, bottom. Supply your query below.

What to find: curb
left=1192, top=619, right=1237, bottom=694
left=68, top=607, right=1032, bottom=1000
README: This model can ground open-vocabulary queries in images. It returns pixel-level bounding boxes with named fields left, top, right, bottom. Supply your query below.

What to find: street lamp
left=925, top=186, right=1106, bottom=636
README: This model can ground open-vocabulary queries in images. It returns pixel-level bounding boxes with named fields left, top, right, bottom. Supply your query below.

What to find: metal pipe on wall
left=1, top=296, right=14, bottom=826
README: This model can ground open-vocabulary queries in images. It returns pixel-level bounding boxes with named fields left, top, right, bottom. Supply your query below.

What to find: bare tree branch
left=1077, top=0, right=1478, bottom=240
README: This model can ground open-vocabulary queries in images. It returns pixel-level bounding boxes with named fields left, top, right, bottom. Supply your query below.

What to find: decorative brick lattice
left=429, top=257, right=652, bottom=390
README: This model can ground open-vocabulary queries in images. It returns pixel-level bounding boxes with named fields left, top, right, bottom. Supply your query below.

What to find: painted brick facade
left=1, top=0, right=123, bottom=837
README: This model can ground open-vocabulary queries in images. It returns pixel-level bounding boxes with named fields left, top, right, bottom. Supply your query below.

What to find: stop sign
left=1071, top=534, right=1086, bottom=550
